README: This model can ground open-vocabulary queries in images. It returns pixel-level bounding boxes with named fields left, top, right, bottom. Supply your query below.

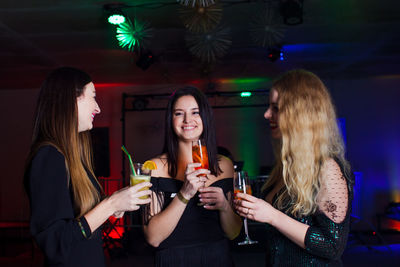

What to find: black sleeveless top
left=143, top=177, right=233, bottom=249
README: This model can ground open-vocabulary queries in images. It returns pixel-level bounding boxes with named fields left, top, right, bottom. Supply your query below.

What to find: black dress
left=263, top=163, right=353, bottom=267
left=143, top=177, right=235, bottom=267
left=25, top=145, right=105, bottom=267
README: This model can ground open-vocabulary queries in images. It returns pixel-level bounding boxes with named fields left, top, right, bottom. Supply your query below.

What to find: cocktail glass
left=234, top=171, right=258, bottom=245
left=192, top=139, right=209, bottom=175
left=192, top=139, right=209, bottom=205
left=130, top=163, right=151, bottom=200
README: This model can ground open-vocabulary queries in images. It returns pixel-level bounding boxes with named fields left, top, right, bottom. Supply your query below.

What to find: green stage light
left=108, top=14, right=126, bottom=25
left=240, top=92, right=252, bottom=97
left=104, top=3, right=127, bottom=25
left=116, top=19, right=153, bottom=52
left=116, top=21, right=137, bottom=51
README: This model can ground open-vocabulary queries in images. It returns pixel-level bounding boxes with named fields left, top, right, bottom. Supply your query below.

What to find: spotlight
left=280, top=0, right=303, bottom=26
left=267, top=46, right=282, bottom=62
left=132, top=98, right=148, bottom=111
left=136, top=51, right=156, bottom=71
left=104, top=3, right=127, bottom=25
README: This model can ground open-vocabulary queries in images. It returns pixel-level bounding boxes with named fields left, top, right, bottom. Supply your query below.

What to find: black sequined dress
left=263, top=171, right=353, bottom=266
left=142, top=177, right=235, bottom=267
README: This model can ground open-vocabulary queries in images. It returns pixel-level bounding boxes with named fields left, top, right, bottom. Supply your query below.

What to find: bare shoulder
left=148, top=154, right=170, bottom=177
left=205, top=155, right=234, bottom=186
left=217, top=155, right=234, bottom=178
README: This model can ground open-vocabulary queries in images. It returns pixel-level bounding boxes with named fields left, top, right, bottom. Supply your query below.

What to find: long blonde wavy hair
left=25, top=67, right=101, bottom=218
left=263, top=69, right=350, bottom=217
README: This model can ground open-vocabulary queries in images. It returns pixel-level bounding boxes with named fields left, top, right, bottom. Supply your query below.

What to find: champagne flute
left=234, top=171, right=258, bottom=245
left=192, top=139, right=209, bottom=174
left=192, top=139, right=209, bottom=205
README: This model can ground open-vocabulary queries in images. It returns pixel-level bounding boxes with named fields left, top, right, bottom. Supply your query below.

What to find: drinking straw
left=121, top=145, right=136, bottom=176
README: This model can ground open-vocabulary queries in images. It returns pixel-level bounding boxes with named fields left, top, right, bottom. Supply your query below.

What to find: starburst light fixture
left=179, top=2, right=222, bottom=33
left=250, top=5, right=286, bottom=48
left=177, top=0, right=215, bottom=8
left=185, top=26, right=231, bottom=63
left=116, top=18, right=153, bottom=52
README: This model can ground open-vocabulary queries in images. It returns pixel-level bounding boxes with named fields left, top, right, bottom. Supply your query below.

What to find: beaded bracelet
left=177, top=191, right=189, bottom=205
left=76, top=218, right=88, bottom=239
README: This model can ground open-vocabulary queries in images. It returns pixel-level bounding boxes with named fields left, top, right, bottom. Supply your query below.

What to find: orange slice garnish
left=143, top=160, right=157, bottom=170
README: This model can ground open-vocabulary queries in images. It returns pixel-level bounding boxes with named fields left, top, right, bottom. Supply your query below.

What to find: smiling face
left=172, top=95, right=203, bottom=142
left=264, top=89, right=281, bottom=139
left=77, top=82, right=101, bottom=132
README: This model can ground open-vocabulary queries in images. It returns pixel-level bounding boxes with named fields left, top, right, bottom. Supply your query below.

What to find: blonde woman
left=24, top=67, right=152, bottom=266
left=234, top=69, right=353, bottom=266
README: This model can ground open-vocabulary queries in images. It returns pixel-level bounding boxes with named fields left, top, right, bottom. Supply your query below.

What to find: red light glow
left=388, top=219, right=400, bottom=232
left=94, top=83, right=135, bottom=88
left=103, top=216, right=125, bottom=239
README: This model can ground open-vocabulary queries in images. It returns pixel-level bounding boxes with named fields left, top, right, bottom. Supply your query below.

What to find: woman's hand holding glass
left=180, top=162, right=210, bottom=200
left=234, top=193, right=276, bottom=224
left=199, top=187, right=229, bottom=211
left=109, top=182, right=152, bottom=214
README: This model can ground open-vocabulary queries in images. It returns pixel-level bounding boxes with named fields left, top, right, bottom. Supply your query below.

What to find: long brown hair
left=163, top=86, right=221, bottom=178
left=25, top=67, right=101, bottom=217
left=263, top=69, right=351, bottom=217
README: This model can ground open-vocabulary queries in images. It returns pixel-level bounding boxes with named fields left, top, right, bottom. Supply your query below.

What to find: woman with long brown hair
left=142, top=86, right=242, bottom=266
left=24, top=67, right=152, bottom=266
left=235, top=69, right=353, bottom=266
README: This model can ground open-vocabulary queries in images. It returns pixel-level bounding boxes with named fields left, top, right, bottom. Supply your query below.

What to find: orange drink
left=192, top=140, right=209, bottom=175
left=234, top=185, right=252, bottom=200
left=234, top=188, right=243, bottom=200
left=245, top=185, right=252, bottom=195
left=233, top=171, right=253, bottom=200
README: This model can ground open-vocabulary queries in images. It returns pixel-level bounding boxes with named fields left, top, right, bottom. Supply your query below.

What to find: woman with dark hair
left=24, top=67, right=152, bottom=266
left=234, top=69, right=353, bottom=266
left=142, top=86, right=242, bottom=266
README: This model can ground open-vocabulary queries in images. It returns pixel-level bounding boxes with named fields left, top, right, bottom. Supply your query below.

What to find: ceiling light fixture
left=280, top=0, right=303, bottom=26
left=116, top=18, right=153, bottom=52
left=177, top=0, right=215, bottom=8
left=104, top=3, right=127, bottom=25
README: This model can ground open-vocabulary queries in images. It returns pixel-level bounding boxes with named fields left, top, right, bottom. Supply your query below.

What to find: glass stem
left=244, top=217, right=249, bottom=238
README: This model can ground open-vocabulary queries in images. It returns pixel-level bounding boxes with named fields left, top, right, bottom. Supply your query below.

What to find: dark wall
left=1, top=77, right=399, bottom=231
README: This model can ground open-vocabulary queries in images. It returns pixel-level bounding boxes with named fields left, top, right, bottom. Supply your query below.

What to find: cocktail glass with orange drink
left=234, top=172, right=252, bottom=200
left=233, top=171, right=258, bottom=245
left=192, top=139, right=209, bottom=175
left=192, top=139, right=209, bottom=205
